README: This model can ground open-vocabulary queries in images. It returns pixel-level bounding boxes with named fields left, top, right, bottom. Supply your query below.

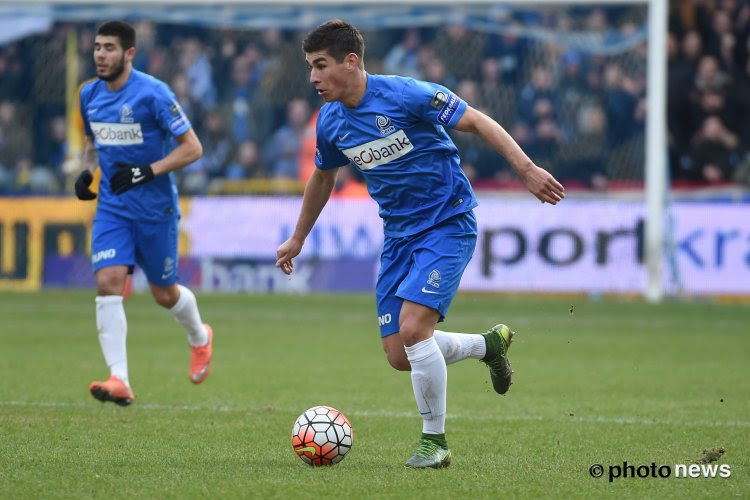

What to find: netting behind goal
left=0, top=3, right=648, bottom=195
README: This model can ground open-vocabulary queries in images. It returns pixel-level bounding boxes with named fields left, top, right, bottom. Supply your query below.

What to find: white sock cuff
left=404, top=337, right=440, bottom=363
left=170, top=284, right=193, bottom=313
left=96, top=295, right=123, bottom=305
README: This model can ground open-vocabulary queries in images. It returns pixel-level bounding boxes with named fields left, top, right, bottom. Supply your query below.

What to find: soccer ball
left=291, top=405, right=353, bottom=466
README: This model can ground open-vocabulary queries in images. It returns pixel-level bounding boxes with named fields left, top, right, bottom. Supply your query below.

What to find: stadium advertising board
left=0, top=199, right=95, bottom=290
left=181, top=197, right=750, bottom=295
left=2, top=198, right=748, bottom=295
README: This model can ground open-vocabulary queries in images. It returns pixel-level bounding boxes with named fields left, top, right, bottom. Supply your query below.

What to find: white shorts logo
left=378, top=313, right=392, bottom=326
left=91, top=122, right=143, bottom=146
left=92, top=248, right=116, bottom=263
left=341, top=130, right=413, bottom=171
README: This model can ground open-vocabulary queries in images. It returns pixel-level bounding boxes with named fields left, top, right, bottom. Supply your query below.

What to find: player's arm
left=151, top=128, right=203, bottom=175
left=74, top=135, right=99, bottom=200
left=454, top=106, right=565, bottom=204
left=276, top=167, right=340, bottom=275
left=109, top=129, right=202, bottom=194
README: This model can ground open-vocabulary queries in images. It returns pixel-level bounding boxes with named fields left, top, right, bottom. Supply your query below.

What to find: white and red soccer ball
left=291, top=405, right=353, bottom=466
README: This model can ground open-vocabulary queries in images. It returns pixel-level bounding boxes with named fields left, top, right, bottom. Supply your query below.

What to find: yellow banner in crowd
left=0, top=198, right=192, bottom=291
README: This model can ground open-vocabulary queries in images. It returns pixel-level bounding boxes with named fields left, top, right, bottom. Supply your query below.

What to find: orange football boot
left=89, top=375, right=135, bottom=406
left=189, top=324, right=213, bottom=384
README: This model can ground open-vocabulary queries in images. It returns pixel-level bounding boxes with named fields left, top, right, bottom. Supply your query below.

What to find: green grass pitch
left=1, top=290, right=748, bottom=498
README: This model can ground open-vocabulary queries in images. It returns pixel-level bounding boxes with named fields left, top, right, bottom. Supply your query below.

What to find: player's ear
left=346, top=53, right=359, bottom=71
left=125, top=46, right=136, bottom=62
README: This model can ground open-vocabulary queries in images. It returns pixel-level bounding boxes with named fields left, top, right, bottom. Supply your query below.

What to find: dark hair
left=302, top=19, right=365, bottom=65
left=96, top=21, right=136, bottom=51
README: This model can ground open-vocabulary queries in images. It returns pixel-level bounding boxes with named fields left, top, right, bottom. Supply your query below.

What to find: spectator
left=383, top=29, right=423, bottom=79
left=0, top=43, right=26, bottom=100
left=179, top=109, right=232, bottom=194
left=0, top=101, right=32, bottom=171
left=226, top=140, right=266, bottom=180
left=44, top=115, right=68, bottom=185
left=516, top=66, right=557, bottom=126
left=419, top=48, right=455, bottom=90
left=431, top=19, right=486, bottom=81
left=178, top=38, right=217, bottom=111
left=171, top=72, right=202, bottom=135
left=558, top=103, right=608, bottom=189
left=264, top=98, right=310, bottom=180
left=602, top=62, right=640, bottom=147
left=479, top=57, right=515, bottom=126
left=687, top=116, right=740, bottom=183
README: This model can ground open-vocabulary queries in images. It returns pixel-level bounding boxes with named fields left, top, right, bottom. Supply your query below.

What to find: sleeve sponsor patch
left=430, top=90, right=448, bottom=110
left=437, top=93, right=460, bottom=126
left=168, top=116, right=188, bottom=133
left=169, top=102, right=182, bottom=116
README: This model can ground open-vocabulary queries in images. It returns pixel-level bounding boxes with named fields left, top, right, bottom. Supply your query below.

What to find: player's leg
left=433, top=325, right=514, bottom=395
left=88, top=215, right=136, bottom=406
left=432, top=329, right=486, bottom=364
left=386, top=324, right=512, bottom=380
left=395, top=212, right=481, bottom=468
left=135, top=218, right=212, bottom=384
left=398, top=300, right=451, bottom=469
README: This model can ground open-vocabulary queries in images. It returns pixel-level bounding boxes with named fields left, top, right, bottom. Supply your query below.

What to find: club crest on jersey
left=376, top=115, right=395, bottom=136
left=427, top=269, right=441, bottom=288
left=119, top=103, right=134, bottom=123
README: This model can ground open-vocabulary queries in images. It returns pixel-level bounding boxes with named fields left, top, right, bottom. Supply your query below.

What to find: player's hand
left=276, top=237, right=304, bottom=275
left=110, top=162, right=155, bottom=195
left=74, top=170, right=97, bottom=200
left=521, top=164, right=565, bottom=205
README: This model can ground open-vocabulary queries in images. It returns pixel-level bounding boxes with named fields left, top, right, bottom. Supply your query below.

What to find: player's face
left=306, top=51, right=350, bottom=103
left=94, top=35, right=132, bottom=82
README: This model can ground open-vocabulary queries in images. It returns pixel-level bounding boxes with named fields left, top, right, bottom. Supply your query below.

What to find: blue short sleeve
left=153, top=83, right=191, bottom=137
left=402, top=79, right=467, bottom=129
left=315, top=110, right=349, bottom=170
left=79, top=85, right=92, bottom=136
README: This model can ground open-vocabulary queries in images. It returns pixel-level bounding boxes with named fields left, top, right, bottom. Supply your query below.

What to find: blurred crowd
left=0, top=3, right=748, bottom=196
left=669, top=0, right=750, bottom=187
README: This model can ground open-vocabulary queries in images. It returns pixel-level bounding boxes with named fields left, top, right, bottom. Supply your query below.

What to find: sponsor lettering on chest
left=341, top=130, right=413, bottom=170
left=90, top=122, right=144, bottom=146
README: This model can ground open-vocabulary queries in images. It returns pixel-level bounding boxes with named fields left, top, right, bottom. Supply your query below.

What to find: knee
left=383, top=344, right=411, bottom=372
left=398, top=321, right=423, bottom=349
left=96, top=273, right=124, bottom=296
left=152, top=286, right=179, bottom=308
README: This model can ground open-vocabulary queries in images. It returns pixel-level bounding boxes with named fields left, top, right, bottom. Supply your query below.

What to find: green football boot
left=404, top=438, right=452, bottom=469
left=481, top=324, right=515, bottom=395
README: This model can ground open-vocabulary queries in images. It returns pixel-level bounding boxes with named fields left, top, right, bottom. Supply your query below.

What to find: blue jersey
left=315, top=74, right=478, bottom=237
left=80, top=69, right=191, bottom=221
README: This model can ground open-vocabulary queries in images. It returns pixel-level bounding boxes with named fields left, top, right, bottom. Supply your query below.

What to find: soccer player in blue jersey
left=277, top=20, right=565, bottom=468
left=74, top=21, right=213, bottom=406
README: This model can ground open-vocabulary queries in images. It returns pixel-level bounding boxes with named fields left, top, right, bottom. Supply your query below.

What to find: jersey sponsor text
left=90, top=122, right=144, bottom=146
left=342, top=130, right=413, bottom=170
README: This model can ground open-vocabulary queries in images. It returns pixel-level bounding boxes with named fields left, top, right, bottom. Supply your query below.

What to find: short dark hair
left=96, top=21, right=136, bottom=51
left=302, top=19, right=365, bottom=65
